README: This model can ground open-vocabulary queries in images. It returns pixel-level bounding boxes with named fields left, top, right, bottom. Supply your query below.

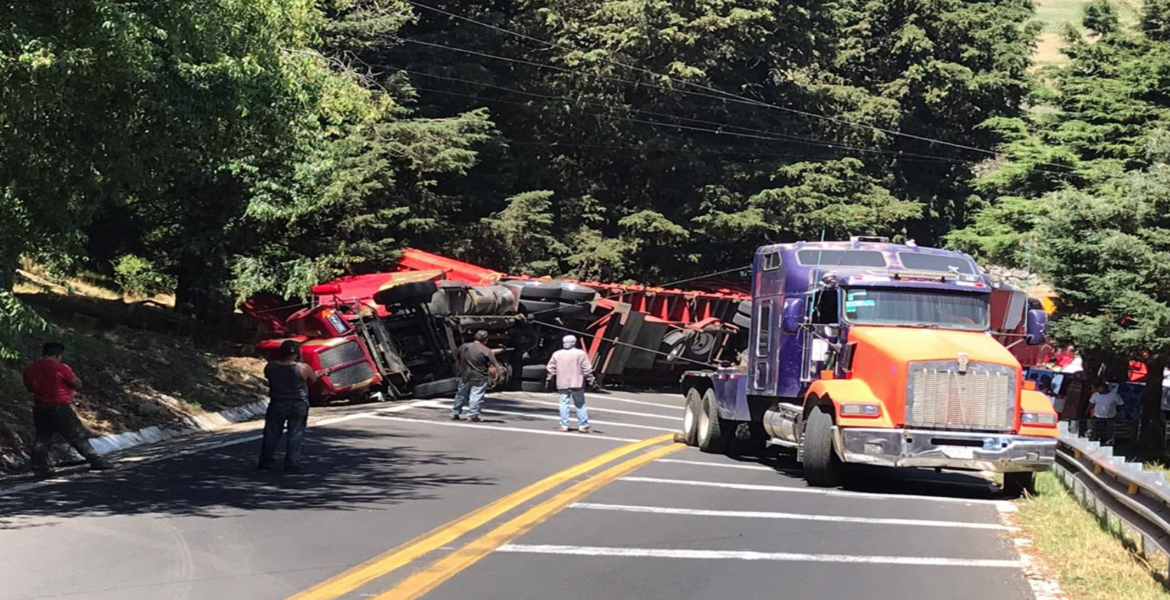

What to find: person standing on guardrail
left=24, top=342, right=114, bottom=475
left=452, top=330, right=499, bottom=422
left=547, top=334, right=595, bottom=434
left=1089, top=382, right=1122, bottom=419
left=259, top=340, right=319, bottom=473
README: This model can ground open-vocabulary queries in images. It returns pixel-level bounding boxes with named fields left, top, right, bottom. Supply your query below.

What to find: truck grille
left=326, top=361, right=376, bottom=389
left=319, top=340, right=366, bottom=369
left=905, top=361, right=1016, bottom=432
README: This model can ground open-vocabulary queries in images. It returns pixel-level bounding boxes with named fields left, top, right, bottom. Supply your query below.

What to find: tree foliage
left=1, top=0, right=1042, bottom=346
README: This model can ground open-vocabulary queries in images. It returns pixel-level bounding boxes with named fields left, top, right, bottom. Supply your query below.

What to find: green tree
left=1035, top=167, right=1170, bottom=457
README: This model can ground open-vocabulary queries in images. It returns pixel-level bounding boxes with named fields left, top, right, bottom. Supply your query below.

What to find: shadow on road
left=0, top=427, right=492, bottom=529
left=719, top=448, right=1001, bottom=500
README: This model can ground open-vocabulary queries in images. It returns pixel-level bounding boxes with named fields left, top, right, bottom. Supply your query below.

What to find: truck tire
left=412, top=377, right=461, bottom=399
left=519, top=299, right=559, bottom=317
left=520, top=380, right=549, bottom=393
left=732, top=311, right=752, bottom=328
left=520, top=364, right=548, bottom=380
left=682, top=388, right=702, bottom=446
left=1002, top=472, right=1036, bottom=498
left=374, top=281, right=439, bottom=307
left=559, top=282, right=599, bottom=304
left=557, top=302, right=594, bottom=320
left=803, top=406, right=842, bottom=487
left=697, top=389, right=729, bottom=454
left=506, top=280, right=562, bottom=301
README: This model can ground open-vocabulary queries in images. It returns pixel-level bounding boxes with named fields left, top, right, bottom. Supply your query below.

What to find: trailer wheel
left=520, top=380, right=549, bottom=393
left=697, top=389, right=729, bottom=454
left=519, top=299, right=559, bottom=318
left=557, top=302, right=595, bottom=320
left=374, top=281, right=439, bottom=307
left=803, top=406, right=842, bottom=487
left=412, top=377, right=461, bottom=399
left=506, top=280, right=563, bottom=301
left=1001, top=472, right=1036, bottom=498
left=520, top=364, right=548, bottom=380
left=682, top=388, right=702, bottom=446
left=559, top=282, right=599, bottom=304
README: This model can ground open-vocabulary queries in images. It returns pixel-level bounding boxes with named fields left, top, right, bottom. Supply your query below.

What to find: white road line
left=495, top=397, right=683, bottom=422
left=497, top=544, right=1024, bottom=568
left=368, top=415, right=643, bottom=443
left=656, top=458, right=783, bottom=472
left=412, top=401, right=677, bottom=433
left=501, top=392, right=682, bottom=411
left=620, top=477, right=1012, bottom=507
left=570, top=503, right=1017, bottom=531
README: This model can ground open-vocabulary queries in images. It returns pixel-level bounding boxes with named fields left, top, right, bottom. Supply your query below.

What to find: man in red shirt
left=23, top=342, right=112, bottom=475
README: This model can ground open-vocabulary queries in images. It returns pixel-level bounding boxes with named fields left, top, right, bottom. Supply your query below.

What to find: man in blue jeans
left=452, top=330, right=499, bottom=421
left=547, top=335, right=595, bottom=433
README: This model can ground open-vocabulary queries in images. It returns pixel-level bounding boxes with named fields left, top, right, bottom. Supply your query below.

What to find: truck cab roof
left=754, top=238, right=989, bottom=297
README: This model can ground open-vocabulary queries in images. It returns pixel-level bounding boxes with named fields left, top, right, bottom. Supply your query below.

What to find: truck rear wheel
left=697, top=389, right=728, bottom=454
left=682, top=388, right=702, bottom=446
left=1002, top=472, right=1036, bottom=498
left=803, top=406, right=842, bottom=487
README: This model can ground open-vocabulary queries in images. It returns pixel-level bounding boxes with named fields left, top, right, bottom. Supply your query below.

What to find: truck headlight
left=839, top=403, right=881, bottom=417
left=1022, top=412, right=1057, bottom=426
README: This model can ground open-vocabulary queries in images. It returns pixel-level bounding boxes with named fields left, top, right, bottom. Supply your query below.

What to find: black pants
left=31, top=403, right=105, bottom=472
left=259, top=401, right=309, bottom=468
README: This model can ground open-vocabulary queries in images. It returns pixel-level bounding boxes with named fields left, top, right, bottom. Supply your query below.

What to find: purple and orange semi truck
left=680, top=237, right=1058, bottom=496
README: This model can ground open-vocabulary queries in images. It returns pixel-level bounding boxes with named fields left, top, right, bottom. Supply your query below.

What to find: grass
left=1016, top=471, right=1170, bottom=600
left=1031, top=0, right=1143, bottom=67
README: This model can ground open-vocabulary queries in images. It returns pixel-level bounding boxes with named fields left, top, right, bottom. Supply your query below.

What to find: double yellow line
left=288, top=433, right=681, bottom=600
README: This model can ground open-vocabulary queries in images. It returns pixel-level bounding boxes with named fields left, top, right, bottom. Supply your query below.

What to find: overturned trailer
left=244, top=249, right=752, bottom=404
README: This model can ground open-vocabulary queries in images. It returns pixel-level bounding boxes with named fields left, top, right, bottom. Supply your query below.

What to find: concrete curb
left=0, top=399, right=269, bottom=472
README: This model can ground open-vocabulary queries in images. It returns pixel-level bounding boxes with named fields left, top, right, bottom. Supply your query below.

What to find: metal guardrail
left=1055, top=422, right=1170, bottom=579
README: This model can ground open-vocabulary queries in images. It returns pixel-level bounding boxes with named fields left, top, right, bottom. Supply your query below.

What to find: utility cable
left=392, top=66, right=978, bottom=164
left=402, top=0, right=1075, bottom=172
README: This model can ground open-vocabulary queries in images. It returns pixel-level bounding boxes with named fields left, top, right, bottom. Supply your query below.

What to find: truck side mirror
left=1026, top=309, right=1048, bottom=346
left=782, top=298, right=806, bottom=333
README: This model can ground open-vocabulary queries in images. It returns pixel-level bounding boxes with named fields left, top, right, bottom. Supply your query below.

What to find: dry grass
left=0, top=275, right=264, bottom=462
left=1016, top=472, right=1170, bottom=600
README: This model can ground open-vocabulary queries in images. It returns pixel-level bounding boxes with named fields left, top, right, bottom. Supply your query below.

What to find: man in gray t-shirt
left=451, top=330, right=499, bottom=421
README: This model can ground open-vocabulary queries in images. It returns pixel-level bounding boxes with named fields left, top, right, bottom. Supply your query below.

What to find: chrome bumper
left=835, top=427, right=1056, bottom=473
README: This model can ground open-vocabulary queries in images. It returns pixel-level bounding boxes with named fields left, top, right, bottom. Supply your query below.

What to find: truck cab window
left=756, top=302, right=772, bottom=357
left=811, top=289, right=839, bottom=325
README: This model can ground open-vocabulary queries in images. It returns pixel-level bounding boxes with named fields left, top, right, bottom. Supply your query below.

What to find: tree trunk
left=1139, top=359, right=1168, bottom=461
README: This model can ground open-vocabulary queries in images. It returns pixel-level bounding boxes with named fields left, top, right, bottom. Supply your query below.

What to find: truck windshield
left=842, top=288, right=989, bottom=331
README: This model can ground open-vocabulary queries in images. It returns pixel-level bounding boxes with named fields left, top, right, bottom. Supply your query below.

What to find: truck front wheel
left=697, top=389, right=728, bottom=454
left=683, top=388, right=702, bottom=446
left=803, top=406, right=842, bottom=487
left=1002, top=472, right=1036, bottom=498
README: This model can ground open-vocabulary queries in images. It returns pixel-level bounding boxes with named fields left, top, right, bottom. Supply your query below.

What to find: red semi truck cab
left=680, top=238, right=1058, bottom=496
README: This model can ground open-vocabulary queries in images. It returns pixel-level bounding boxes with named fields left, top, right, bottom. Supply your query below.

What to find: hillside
left=1033, top=0, right=1142, bottom=66
left=0, top=272, right=265, bottom=466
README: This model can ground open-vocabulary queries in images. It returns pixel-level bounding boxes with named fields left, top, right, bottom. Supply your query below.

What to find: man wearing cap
left=452, top=330, right=499, bottom=422
left=547, top=335, right=595, bottom=433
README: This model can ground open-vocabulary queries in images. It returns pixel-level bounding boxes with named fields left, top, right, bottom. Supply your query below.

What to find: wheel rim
left=684, top=402, right=696, bottom=435
left=698, top=405, right=710, bottom=440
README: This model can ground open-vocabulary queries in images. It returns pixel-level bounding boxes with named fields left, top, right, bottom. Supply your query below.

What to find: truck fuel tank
left=763, top=403, right=802, bottom=446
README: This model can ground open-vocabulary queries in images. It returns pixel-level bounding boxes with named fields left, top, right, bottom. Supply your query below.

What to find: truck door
left=752, top=300, right=775, bottom=391
left=800, top=288, right=841, bottom=385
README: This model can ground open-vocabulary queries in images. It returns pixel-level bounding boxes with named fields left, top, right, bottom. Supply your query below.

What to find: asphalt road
left=0, top=390, right=1033, bottom=600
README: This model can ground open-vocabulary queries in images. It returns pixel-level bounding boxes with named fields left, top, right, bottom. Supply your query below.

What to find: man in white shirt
left=1089, top=382, right=1122, bottom=419
left=547, top=335, right=595, bottom=433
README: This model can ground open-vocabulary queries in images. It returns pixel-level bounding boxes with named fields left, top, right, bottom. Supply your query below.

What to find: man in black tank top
left=259, top=341, right=319, bottom=472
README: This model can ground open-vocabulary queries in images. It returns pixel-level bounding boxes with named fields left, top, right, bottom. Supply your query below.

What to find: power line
left=402, top=0, right=1075, bottom=172
left=392, top=65, right=978, bottom=165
